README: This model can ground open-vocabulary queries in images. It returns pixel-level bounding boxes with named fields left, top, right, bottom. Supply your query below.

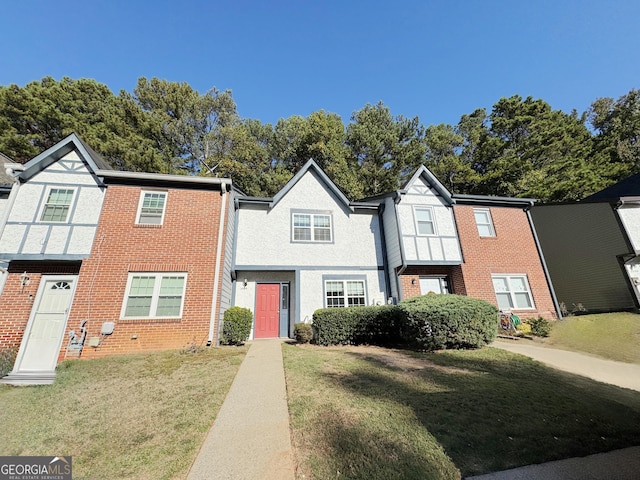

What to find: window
left=414, top=207, right=435, bottom=235
left=474, top=209, right=495, bottom=237
left=40, top=188, right=74, bottom=222
left=419, top=277, right=449, bottom=295
left=292, top=212, right=332, bottom=242
left=325, top=280, right=366, bottom=308
left=122, top=273, right=187, bottom=318
left=492, top=275, right=534, bottom=310
left=137, top=191, right=167, bottom=225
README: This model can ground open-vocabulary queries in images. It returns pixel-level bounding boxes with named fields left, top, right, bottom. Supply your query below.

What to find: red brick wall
left=454, top=205, right=557, bottom=319
left=63, top=185, right=227, bottom=361
left=400, top=265, right=466, bottom=299
left=0, top=262, right=81, bottom=352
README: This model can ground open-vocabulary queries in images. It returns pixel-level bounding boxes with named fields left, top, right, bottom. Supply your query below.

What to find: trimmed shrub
left=294, top=323, right=313, bottom=343
left=0, top=347, right=17, bottom=377
left=312, top=306, right=402, bottom=346
left=221, top=306, right=253, bottom=345
left=529, top=316, right=552, bottom=337
left=398, top=294, right=498, bottom=350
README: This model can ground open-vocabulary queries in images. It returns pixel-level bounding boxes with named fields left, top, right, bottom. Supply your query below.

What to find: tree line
left=1, top=76, right=638, bottom=202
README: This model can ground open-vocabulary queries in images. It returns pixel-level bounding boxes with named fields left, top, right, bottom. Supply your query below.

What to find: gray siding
left=219, top=190, right=236, bottom=317
left=531, top=203, right=636, bottom=312
left=383, top=197, right=402, bottom=269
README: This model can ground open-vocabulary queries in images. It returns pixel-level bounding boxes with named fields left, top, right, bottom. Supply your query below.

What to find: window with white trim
left=474, top=208, right=495, bottom=237
left=136, top=191, right=167, bottom=225
left=40, top=188, right=75, bottom=222
left=325, top=280, right=366, bottom=308
left=420, top=277, right=449, bottom=295
left=292, top=212, right=332, bottom=242
left=492, top=275, right=534, bottom=310
left=414, top=207, right=436, bottom=235
left=122, top=273, right=187, bottom=318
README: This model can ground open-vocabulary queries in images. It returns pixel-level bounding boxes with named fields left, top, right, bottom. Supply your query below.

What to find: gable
left=17, top=133, right=110, bottom=183
left=270, top=159, right=352, bottom=211
left=271, top=168, right=352, bottom=215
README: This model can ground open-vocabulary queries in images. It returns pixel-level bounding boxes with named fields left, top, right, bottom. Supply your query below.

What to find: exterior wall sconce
left=242, top=278, right=248, bottom=288
left=411, top=278, right=417, bottom=285
left=20, top=271, right=30, bottom=288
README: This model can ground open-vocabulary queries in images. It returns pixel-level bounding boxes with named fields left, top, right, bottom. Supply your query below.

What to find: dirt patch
left=343, top=345, right=475, bottom=374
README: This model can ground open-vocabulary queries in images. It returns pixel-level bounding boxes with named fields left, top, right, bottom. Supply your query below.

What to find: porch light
left=20, top=272, right=30, bottom=287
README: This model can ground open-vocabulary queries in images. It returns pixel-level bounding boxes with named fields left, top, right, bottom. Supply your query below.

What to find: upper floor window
left=492, top=274, right=534, bottom=310
left=292, top=211, right=332, bottom=242
left=414, top=207, right=436, bottom=235
left=325, top=279, right=366, bottom=308
left=474, top=208, right=495, bottom=237
left=137, top=191, right=167, bottom=225
left=122, top=272, right=187, bottom=319
left=40, top=188, right=75, bottom=223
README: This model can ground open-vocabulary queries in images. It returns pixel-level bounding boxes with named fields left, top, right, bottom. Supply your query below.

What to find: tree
left=423, top=123, right=481, bottom=193
left=589, top=89, right=640, bottom=183
left=346, top=102, right=426, bottom=197
left=0, top=77, right=169, bottom=171
left=459, top=96, right=598, bottom=201
left=132, top=77, right=238, bottom=175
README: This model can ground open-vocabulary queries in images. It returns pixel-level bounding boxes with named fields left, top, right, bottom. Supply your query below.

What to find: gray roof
left=15, top=133, right=112, bottom=181
left=0, top=153, right=18, bottom=188
left=583, top=173, right=640, bottom=203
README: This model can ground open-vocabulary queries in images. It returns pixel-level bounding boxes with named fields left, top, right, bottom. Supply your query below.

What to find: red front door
left=255, top=284, right=280, bottom=338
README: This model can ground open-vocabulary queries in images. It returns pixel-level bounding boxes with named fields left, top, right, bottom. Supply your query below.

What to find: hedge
left=399, top=294, right=498, bottom=350
left=312, top=294, right=498, bottom=350
left=312, top=305, right=401, bottom=346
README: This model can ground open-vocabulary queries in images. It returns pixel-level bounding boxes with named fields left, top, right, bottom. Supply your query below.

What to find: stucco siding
left=0, top=150, right=104, bottom=258
left=531, top=203, right=635, bottom=312
left=618, top=205, right=640, bottom=252
left=235, top=170, right=382, bottom=268
left=397, top=176, right=462, bottom=263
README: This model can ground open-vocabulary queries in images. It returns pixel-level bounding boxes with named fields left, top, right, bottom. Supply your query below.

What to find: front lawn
left=0, top=346, right=247, bottom=480
left=545, top=312, right=640, bottom=364
left=283, top=344, right=640, bottom=479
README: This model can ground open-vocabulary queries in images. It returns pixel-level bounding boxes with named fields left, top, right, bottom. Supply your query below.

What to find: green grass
left=545, top=312, right=640, bottom=364
left=283, top=344, right=640, bottom=479
left=0, top=346, right=247, bottom=480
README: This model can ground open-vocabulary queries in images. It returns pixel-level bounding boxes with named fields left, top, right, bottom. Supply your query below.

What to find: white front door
left=13, top=276, right=77, bottom=373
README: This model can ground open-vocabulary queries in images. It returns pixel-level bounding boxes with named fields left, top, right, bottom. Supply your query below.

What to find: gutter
left=526, top=207, right=563, bottom=319
left=208, top=188, right=228, bottom=346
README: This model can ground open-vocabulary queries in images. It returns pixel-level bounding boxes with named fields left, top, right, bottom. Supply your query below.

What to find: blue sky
left=1, top=1, right=639, bottom=127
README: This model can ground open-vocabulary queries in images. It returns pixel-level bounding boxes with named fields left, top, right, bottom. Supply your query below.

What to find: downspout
left=526, top=206, right=562, bottom=319
left=208, top=185, right=229, bottom=346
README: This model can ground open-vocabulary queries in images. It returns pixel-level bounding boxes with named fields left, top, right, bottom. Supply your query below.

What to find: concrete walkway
left=469, top=340, right=640, bottom=479
left=467, top=445, right=640, bottom=480
left=492, top=340, right=640, bottom=391
left=188, top=339, right=295, bottom=480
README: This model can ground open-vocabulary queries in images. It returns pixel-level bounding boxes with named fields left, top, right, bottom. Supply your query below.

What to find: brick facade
left=0, top=262, right=81, bottom=351
left=399, top=265, right=466, bottom=298
left=62, top=185, right=227, bottom=361
left=453, top=205, right=556, bottom=319
left=397, top=205, right=557, bottom=319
